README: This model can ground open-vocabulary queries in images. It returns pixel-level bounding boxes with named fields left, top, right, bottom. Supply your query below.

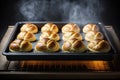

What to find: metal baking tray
left=2, top=21, right=116, bottom=61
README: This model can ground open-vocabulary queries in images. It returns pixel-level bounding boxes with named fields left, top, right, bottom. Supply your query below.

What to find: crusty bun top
left=62, top=23, right=80, bottom=33
left=21, top=23, right=38, bottom=33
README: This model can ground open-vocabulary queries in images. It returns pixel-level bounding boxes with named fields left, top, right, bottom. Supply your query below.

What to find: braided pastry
left=9, top=39, right=32, bottom=52
left=35, top=38, right=60, bottom=52
left=20, top=23, right=38, bottom=33
left=17, top=31, right=36, bottom=42
left=85, top=31, right=104, bottom=42
left=62, top=32, right=82, bottom=41
left=62, top=38, right=86, bottom=52
left=83, top=23, right=99, bottom=33
left=62, top=23, right=80, bottom=34
left=41, top=23, right=59, bottom=33
left=39, top=31, right=60, bottom=41
left=87, top=39, right=111, bottom=52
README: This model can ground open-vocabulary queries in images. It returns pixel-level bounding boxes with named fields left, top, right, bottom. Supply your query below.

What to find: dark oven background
left=0, top=0, right=120, bottom=42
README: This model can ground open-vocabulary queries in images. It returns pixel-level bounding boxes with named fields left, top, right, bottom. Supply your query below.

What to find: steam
left=19, top=0, right=48, bottom=20
left=68, top=0, right=103, bottom=24
left=19, top=0, right=104, bottom=24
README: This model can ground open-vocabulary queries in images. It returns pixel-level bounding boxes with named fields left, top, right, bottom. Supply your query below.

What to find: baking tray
left=2, top=21, right=116, bottom=61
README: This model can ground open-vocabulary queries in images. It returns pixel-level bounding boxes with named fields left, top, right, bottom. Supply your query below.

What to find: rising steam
left=19, top=0, right=104, bottom=24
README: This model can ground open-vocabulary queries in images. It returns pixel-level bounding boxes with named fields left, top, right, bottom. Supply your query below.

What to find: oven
left=0, top=25, right=120, bottom=79
left=0, top=0, right=120, bottom=79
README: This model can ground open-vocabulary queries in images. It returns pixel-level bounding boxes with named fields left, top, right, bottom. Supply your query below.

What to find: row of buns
left=61, top=23, right=86, bottom=52
left=9, top=23, right=39, bottom=52
left=9, top=22, right=111, bottom=53
left=83, top=24, right=111, bottom=52
left=35, top=23, right=60, bottom=52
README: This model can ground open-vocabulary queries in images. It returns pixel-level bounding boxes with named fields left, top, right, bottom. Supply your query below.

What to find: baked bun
left=62, top=23, right=80, bottom=34
left=87, top=39, right=111, bottom=52
left=35, top=38, right=60, bottom=52
left=62, top=38, right=86, bottom=52
left=83, top=23, right=99, bottom=33
left=62, top=32, right=82, bottom=41
left=39, top=31, right=60, bottom=41
left=21, top=23, right=38, bottom=33
left=85, top=31, right=104, bottom=42
left=41, top=23, right=58, bottom=33
left=9, top=39, right=32, bottom=52
left=17, top=31, right=36, bottom=42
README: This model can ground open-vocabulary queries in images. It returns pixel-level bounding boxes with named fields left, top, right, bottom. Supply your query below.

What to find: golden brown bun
left=35, top=38, right=60, bottom=52
left=83, top=23, right=99, bottom=33
left=39, top=31, right=60, bottom=41
left=17, top=31, right=36, bottom=42
left=62, top=38, right=86, bottom=52
left=87, top=39, right=111, bottom=52
left=20, top=23, right=38, bottom=33
left=9, top=39, right=32, bottom=52
left=62, top=32, right=82, bottom=41
left=85, top=31, right=104, bottom=42
left=62, top=23, right=80, bottom=34
left=41, top=23, right=58, bottom=33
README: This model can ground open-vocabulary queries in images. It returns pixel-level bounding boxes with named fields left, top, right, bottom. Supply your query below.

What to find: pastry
left=62, top=32, right=82, bottom=41
left=62, top=23, right=80, bottom=34
left=83, top=23, right=99, bottom=33
left=17, top=31, right=36, bottom=42
left=35, top=38, right=60, bottom=52
left=39, top=31, right=60, bottom=41
left=9, top=39, right=32, bottom=52
left=62, top=38, right=86, bottom=52
left=20, top=23, right=38, bottom=33
left=87, top=39, right=111, bottom=52
left=41, top=23, right=59, bottom=33
left=85, top=31, right=104, bottom=42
